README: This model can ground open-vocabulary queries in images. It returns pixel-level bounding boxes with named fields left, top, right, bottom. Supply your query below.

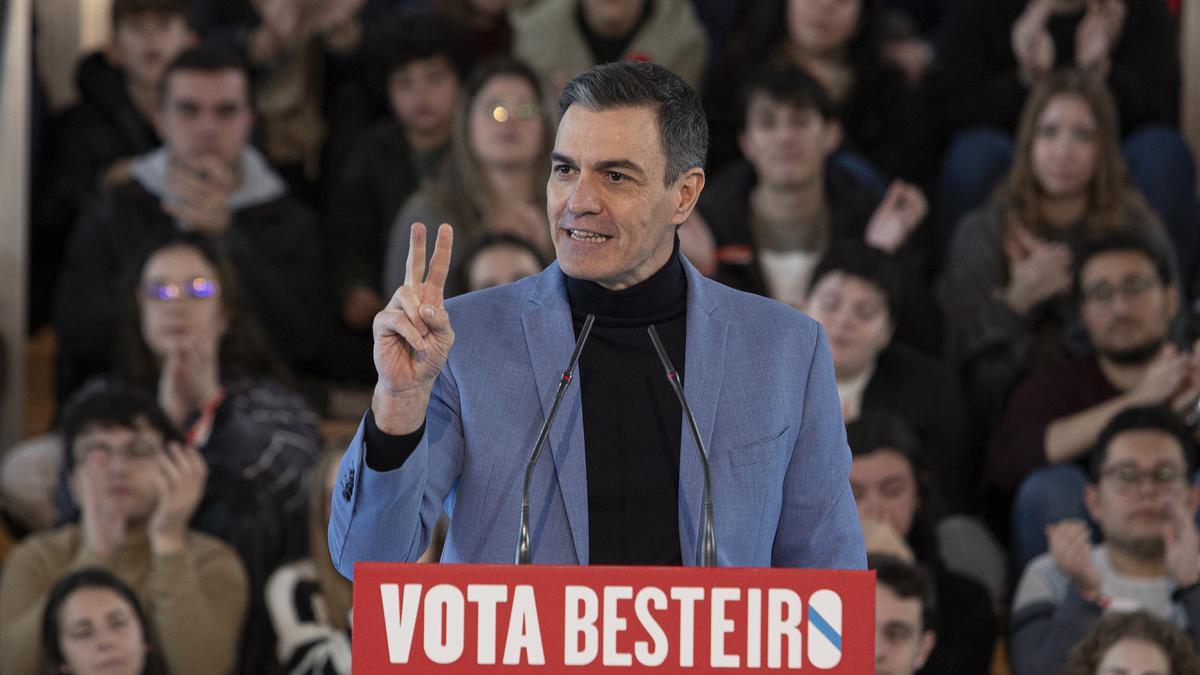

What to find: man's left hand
left=865, top=180, right=927, bottom=255
left=1163, top=500, right=1200, bottom=588
left=165, top=156, right=236, bottom=238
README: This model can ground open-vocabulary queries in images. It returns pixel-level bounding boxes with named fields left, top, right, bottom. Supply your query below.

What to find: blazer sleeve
left=772, top=325, right=867, bottom=569
left=327, top=365, right=465, bottom=579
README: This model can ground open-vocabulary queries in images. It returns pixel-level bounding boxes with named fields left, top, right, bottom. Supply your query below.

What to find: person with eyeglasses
left=988, top=231, right=1199, bottom=568
left=0, top=384, right=248, bottom=675
left=1010, top=406, right=1200, bottom=675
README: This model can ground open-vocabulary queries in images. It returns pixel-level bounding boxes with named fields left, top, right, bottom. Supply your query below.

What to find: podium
left=353, top=563, right=875, bottom=672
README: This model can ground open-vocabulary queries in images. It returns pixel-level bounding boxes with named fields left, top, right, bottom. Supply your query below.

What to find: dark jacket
left=52, top=148, right=323, bottom=395
left=863, top=344, right=971, bottom=513
left=324, top=120, right=445, bottom=301
left=935, top=0, right=1179, bottom=140
left=698, top=159, right=942, bottom=354
left=32, top=53, right=160, bottom=328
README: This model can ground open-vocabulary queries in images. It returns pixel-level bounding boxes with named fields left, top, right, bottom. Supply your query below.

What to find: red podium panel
left=353, top=563, right=874, bottom=672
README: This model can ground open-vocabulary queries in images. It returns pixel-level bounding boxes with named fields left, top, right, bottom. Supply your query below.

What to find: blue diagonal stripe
left=808, top=606, right=842, bottom=652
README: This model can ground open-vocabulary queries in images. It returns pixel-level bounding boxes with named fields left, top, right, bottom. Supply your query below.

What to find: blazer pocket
left=727, top=425, right=790, bottom=467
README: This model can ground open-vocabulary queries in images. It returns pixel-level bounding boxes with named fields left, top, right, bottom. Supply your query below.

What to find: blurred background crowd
left=2, top=0, right=1200, bottom=673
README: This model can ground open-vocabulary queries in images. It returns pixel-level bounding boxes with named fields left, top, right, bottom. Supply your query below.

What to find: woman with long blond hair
left=940, top=69, right=1180, bottom=434
left=383, top=56, right=555, bottom=297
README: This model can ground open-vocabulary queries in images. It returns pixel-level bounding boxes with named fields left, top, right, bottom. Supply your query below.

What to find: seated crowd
left=4, top=0, right=1200, bottom=672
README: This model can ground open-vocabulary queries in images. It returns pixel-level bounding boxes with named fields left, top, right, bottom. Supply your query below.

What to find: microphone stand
left=647, top=325, right=716, bottom=567
left=516, top=314, right=595, bottom=564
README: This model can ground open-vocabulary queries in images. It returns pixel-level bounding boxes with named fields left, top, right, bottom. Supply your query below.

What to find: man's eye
left=553, top=165, right=575, bottom=176
left=607, top=172, right=626, bottom=183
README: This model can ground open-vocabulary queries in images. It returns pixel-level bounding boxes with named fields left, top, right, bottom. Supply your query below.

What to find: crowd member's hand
left=373, top=223, right=455, bottom=434
left=316, top=0, right=366, bottom=52
left=148, top=442, right=208, bottom=556
left=881, top=39, right=933, bottom=86
left=860, top=516, right=915, bottom=562
left=343, top=286, right=387, bottom=329
left=1002, top=226, right=1072, bottom=314
left=1168, top=341, right=1200, bottom=416
left=1076, top=0, right=1126, bottom=77
left=865, top=181, right=927, bottom=255
left=1047, top=519, right=1102, bottom=597
left=158, top=336, right=222, bottom=430
left=165, top=156, right=235, bottom=238
left=1012, top=0, right=1055, bottom=85
left=1163, top=499, right=1200, bottom=588
left=102, top=158, right=135, bottom=187
left=1127, top=345, right=1190, bottom=408
left=77, top=452, right=128, bottom=560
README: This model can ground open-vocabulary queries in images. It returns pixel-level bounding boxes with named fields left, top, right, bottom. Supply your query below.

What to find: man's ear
left=914, top=630, right=936, bottom=669
left=1083, top=483, right=1101, bottom=523
left=672, top=168, right=706, bottom=225
left=821, top=119, right=843, bottom=156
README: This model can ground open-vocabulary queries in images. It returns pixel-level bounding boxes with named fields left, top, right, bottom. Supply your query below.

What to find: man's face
left=874, top=585, right=935, bottom=675
left=548, top=105, right=704, bottom=290
left=804, top=272, right=893, bottom=375
left=387, top=56, right=460, bottom=142
left=1079, top=251, right=1175, bottom=359
left=739, top=93, right=839, bottom=190
left=159, top=69, right=253, bottom=169
left=1086, top=430, right=1200, bottom=557
left=111, top=12, right=195, bottom=90
left=72, top=420, right=165, bottom=523
left=851, top=449, right=919, bottom=537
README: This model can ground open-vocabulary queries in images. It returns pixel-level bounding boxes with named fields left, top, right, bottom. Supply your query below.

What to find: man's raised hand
left=372, top=223, right=455, bottom=434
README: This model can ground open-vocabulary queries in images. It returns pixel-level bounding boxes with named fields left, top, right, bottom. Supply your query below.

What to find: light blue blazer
left=329, top=258, right=865, bottom=576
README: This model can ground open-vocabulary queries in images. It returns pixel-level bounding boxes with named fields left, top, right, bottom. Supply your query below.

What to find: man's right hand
left=372, top=222, right=455, bottom=435
left=1012, top=0, right=1055, bottom=85
left=77, top=452, right=127, bottom=560
left=1047, top=519, right=1102, bottom=597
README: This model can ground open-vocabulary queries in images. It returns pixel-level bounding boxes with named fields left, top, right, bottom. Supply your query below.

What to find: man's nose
left=567, top=175, right=602, bottom=215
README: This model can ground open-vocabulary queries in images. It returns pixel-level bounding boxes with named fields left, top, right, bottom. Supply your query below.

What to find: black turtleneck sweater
left=364, top=250, right=688, bottom=565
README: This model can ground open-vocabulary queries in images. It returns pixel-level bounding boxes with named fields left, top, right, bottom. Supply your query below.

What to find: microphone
left=647, top=325, right=716, bottom=567
left=516, top=313, right=595, bottom=564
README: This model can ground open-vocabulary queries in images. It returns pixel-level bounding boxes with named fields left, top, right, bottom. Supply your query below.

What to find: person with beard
left=988, top=232, right=1200, bottom=567
left=1010, top=407, right=1200, bottom=675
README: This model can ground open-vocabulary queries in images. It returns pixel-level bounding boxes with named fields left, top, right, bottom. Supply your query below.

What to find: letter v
left=383, top=584, right=423, bottom=663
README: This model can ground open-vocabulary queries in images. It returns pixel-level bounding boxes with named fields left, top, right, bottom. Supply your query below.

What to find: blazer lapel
left=521, top=264, right=590, bottom=564
left=677, top=260, right=727, bottom=565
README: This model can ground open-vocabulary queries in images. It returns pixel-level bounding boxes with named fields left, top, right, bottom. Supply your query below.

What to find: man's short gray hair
left=558, top=61, right=708, bottom=186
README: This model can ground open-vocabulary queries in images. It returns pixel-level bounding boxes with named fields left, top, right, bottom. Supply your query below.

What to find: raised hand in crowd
left=148, top=442, right=208, bottom=556
left=1075, top=0, right=1126, bottom=78
left=1123, top=343, right=1200, bottom=414
left=865, top=180, right=927, bottom=255
left=158, top=335, right=223, bottom=431
left=343, top=286, right=387, bottom=330
left=1002, top=225, right=1073, bottom=315
left=1163, top=499, right=1200, bottom=589
left=1047, top=518, right=1102, bottom=597
left=315, top=0, right=366, bottom=53
left=373, top=222, right=455, bottom=435
left=77, top=452, right=129, bottom=560
left=1011, top=0, right=1056, bottom=86
left=859, top=515, right=915, bottom=563
left=164, top=156, right=236, bottom=238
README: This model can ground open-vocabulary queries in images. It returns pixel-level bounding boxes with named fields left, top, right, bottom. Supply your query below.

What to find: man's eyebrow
left=550, top=153, right=576, bottom=166
left=594, top=159, right=646, bottom=176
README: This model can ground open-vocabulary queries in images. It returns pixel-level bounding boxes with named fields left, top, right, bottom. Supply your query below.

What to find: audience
left=265, top=451, right=352, bottom=675
left=870, top=553, right=938, bottom=675
left=696, top=64, right=937, bottom=351
left=511, top=0, right=708, bottom=95
left=805, top=246, right=969, bottom=511
left=384, top=57, right=554, bottom=296
left=323, top=13, right=470, bottom=380
left=1062, top=610, right=1200, bottom=675
left=40, top=567, right=169, bottom=675
left=706, top=0, right=926, bottom=181
left=53, top=45, right=323, bottom=397
left=33, top=0, right=196, bottom=330
left=1010, top=406, right=1200, bottom=675
left=848, top=414, right=996, bottom=674
left=990, top=233, right=1195, bottom=566
left=935, top=0, right=1195, bottom=267
left=0, top=385, right=247, bottom=675
left=941, top=70, right=1179, bottom=443
left=432, top=0, right=515, bottom=61
left=454, top=232, right=549, bottom=293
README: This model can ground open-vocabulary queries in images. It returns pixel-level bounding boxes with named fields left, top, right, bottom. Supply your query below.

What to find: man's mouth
left=565, top=228, right=612, bottom=242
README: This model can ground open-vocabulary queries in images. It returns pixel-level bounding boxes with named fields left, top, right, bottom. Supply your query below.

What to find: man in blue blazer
left=329, top=61, right=865, bottom=574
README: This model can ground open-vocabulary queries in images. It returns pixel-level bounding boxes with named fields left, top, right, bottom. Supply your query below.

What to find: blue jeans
left=1011, top=464, right=1091, bottom=570
left=937, top=125, right=1199, bottom=282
